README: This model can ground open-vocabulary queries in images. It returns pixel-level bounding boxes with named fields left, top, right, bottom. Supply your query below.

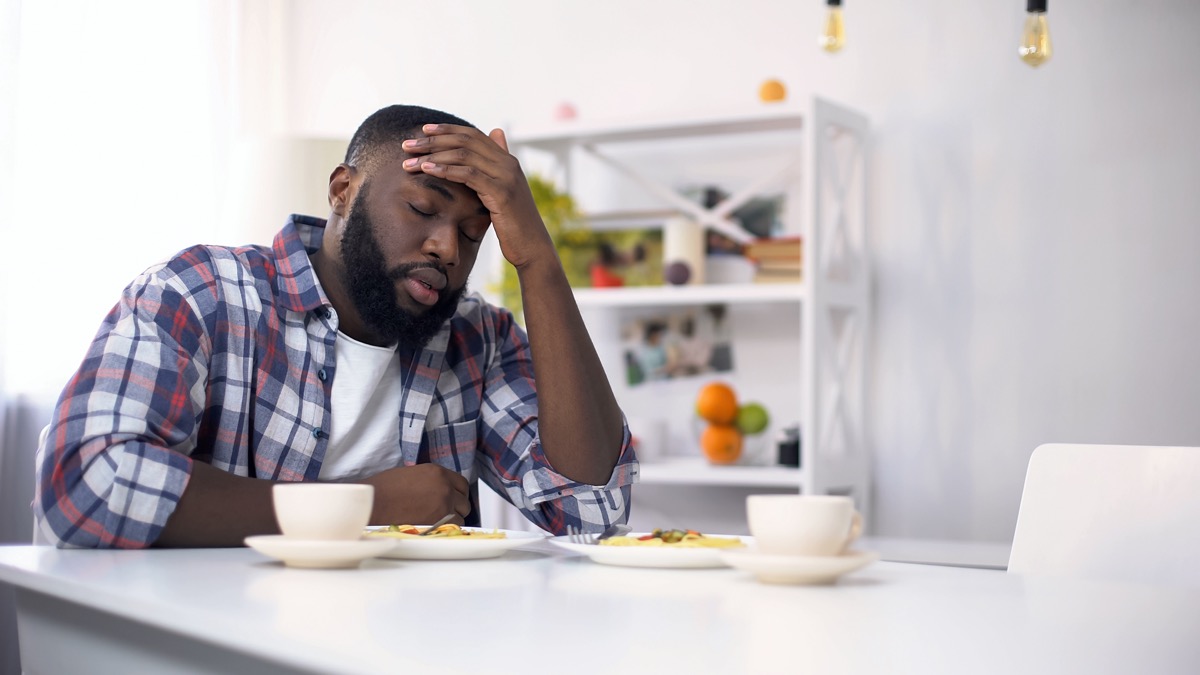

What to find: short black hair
left=344, top=104, right=475, bottom=175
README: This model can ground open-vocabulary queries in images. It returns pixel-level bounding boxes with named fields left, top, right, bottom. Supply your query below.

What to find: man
left=33, top=104, right=638, bottom=548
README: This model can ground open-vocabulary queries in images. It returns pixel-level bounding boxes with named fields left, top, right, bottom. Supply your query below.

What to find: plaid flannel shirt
left=34, top=215, right=638, bottom=548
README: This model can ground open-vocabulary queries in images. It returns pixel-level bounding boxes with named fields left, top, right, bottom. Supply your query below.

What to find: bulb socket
left=1027, top=0, right=1047, bottom=12
left=826, top=0, right=842, bottom=6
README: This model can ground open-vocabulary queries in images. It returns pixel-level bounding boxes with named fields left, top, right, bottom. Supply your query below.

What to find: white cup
left=747, top=494, right=862, bottom=556
left=273, top=483, right=374, bottom=540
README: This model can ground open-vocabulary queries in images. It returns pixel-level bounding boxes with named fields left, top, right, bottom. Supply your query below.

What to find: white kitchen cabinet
left=480, top=99, right=871, bottom=534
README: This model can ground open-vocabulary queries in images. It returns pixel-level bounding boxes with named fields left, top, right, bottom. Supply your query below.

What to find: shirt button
left=312, top=428, right=325, bottom=439
left=318, top=369, right=328, bottom=381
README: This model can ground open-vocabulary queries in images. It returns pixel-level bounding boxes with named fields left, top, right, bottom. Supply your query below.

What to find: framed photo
left=621, top=304, right=734, bottom=387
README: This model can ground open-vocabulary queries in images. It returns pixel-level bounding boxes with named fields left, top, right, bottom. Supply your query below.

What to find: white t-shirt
left=317, top=330, right=405, bottom=481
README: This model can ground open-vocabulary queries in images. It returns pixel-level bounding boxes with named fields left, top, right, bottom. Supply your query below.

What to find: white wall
left=279, top=0, right=1200, bottom=542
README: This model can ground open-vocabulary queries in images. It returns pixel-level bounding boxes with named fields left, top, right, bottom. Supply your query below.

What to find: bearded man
left=34, top=104, right=637, bottom=548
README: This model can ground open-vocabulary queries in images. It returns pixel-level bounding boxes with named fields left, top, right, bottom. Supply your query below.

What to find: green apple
left=736, top=402, right=770, bottom=435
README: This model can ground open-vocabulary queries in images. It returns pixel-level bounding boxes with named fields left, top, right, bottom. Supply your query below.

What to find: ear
left=328, top=164, right=355, bottom=217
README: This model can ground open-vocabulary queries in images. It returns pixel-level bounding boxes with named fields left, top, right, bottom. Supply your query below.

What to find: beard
left=339, top=187, right=466, bottom=349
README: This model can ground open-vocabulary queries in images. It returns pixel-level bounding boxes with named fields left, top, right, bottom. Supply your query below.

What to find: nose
left=421, top=220, right=459, bottom=268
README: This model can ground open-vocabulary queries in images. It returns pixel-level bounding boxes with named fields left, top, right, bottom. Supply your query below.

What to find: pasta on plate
left=364, top=524, right=508, bottom=540
left=600, top=528, right=744, bottom=549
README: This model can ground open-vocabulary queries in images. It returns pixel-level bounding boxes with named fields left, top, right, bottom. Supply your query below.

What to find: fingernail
left=423, top=124, right=438, bottom=132
left=403, top=158, right=418, bottom=168
left=402, top=139, right=418, bottom=149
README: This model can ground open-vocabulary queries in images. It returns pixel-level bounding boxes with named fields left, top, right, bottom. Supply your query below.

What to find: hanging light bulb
left=1019, top=0, right=1052, bottom=67
left=819, top=0, right=845, bottom=54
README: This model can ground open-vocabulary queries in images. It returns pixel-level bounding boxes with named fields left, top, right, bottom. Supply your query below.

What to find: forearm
left=481, top=468, right=634, bottom=535
left=155, top=461, right=280, bottom=547
left=517, top=256, right=625, bottom=485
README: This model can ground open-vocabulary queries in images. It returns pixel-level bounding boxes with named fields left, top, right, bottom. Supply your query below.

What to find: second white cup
left=747, top=494, right=862, bottom=557
left=273, top=483, right=374, bottom=540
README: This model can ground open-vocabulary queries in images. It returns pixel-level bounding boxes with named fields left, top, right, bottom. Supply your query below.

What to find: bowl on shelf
left=704, top=254, right=756, bottom=285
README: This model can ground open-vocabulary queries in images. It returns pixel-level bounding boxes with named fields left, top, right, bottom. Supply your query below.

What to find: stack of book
left=743, top=236, right=803, bottom=284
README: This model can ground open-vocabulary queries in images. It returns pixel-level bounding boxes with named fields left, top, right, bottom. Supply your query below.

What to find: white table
left=1, top=541, right=1197, bottom=675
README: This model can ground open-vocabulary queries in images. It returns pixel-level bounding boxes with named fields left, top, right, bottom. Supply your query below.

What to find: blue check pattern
left=34, top=215, right=638, bottom=548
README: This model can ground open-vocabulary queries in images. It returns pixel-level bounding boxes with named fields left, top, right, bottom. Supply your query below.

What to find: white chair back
left=31, top=424, right=53, bottom=545
left=1008, top=443, right=1200, bottom=587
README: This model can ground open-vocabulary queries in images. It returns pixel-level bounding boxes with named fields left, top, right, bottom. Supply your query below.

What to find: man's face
left=338, top=156, right=491, bottom=348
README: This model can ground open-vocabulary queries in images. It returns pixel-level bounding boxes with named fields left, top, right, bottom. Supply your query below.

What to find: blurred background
left=2, top=2, right=1199, bottom=668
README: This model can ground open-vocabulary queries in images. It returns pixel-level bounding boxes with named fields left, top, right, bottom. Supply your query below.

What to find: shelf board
left=574, top=283, right=803, bottom=308
left=637, top=458, right=802, bottom=488
left=509, top=108, right=806, bottom=149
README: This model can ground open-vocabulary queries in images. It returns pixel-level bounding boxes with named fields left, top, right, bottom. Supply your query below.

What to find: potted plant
left=492, top=174, right=593, bottom=320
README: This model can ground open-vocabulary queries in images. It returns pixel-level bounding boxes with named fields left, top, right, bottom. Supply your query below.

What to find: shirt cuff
left=519, top=421, right=640, bottom=505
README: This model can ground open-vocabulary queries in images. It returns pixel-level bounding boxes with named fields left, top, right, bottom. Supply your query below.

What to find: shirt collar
left=271, top=214, right=332, bottom=313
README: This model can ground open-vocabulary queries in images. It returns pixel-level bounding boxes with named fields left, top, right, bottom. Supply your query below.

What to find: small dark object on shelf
left=664, top=261, right=692, bottom=285
left=777, top=426, right=801, bottom=468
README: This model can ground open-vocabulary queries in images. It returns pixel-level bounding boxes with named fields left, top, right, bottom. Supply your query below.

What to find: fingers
left=432, top=464, right=471, bottom=519
left=488, top=127, right=509, bottom=153
left=452, top=496, right=471, bottom=520
left=368, top=463, right=473, bottom=525
left=446, top=485, right=471, bottom=520
left=444, top=465, right=470, bottom=497
left=401, top=124, right=510, bottom=182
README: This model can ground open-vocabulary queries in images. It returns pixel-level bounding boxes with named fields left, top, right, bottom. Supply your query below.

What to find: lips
left=406, top=267, right=447, bottom=291
left=402, top=267, right=448, bottom=307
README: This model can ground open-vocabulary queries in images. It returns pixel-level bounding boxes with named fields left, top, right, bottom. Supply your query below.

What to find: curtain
left=0, top=2, right=260, bottom=672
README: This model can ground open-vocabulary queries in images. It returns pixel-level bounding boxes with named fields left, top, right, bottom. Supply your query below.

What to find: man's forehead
left=363, top=149, right=488, bottom=217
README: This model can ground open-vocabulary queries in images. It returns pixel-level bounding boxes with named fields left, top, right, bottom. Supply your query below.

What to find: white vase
left=662, top=217, right=705, bottom=285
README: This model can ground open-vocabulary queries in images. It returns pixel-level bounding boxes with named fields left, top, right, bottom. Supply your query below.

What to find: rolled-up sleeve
left=473, top=309, right=639, bottom=535
left=34, top=269, right=208, bottom=548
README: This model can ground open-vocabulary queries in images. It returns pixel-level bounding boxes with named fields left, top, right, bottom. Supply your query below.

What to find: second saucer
left=719, top=548, right=879, bottom=585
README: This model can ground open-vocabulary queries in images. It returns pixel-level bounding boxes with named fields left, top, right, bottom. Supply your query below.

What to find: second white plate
left=364, top=527, right=546, bottom=560
left=551, top=534, right=750, bottom=568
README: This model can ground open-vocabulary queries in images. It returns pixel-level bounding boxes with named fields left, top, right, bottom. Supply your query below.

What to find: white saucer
left=244, top=535, right=396, bottom=569
left=719, top=548, right=879, bottom=585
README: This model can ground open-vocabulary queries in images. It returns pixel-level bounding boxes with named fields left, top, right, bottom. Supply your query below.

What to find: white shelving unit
left=494, top=100, right=872, bottom=532
left=573, top=283, right=804, bottom=308
left=637, top=458, right=802, bottom=488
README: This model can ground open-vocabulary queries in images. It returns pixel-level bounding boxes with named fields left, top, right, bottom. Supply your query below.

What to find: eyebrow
left=418, top=176, right=491, bottom=217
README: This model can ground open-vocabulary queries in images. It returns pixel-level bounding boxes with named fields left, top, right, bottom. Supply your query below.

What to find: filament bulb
left=819, top=1, right=845, bottom=54
left=1019, top=2, right=1052, bottom=67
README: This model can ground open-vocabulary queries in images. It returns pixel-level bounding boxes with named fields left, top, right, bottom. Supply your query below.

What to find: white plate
left=719, top=548, right=879, bottom=584
left=364, top=527, right=546, bottom=560
left=244, top=535, right=397, bottom=569
left=550, top=533, right=750, bottom=568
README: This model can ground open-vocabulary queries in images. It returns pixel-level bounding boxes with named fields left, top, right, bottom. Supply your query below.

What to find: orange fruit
left=759, top=79, right=786, bottom=103
left=701, top=424, right=743, bottom=465
left=695, top=382, right=739, bottom=425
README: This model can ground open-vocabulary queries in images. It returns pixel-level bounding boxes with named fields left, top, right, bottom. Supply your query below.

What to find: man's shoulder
left=141, top=242, right=281, bottom=306
left=451, top=292, right=516, bottom=328
left=447, top=293, right=527, bottom=345
left=158, top=241, right=274, bottom=274
left=440, top=294, right=529, bottom=370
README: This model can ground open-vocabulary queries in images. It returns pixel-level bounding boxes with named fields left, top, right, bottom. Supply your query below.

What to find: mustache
left=386, top=261, right=447, bottom=281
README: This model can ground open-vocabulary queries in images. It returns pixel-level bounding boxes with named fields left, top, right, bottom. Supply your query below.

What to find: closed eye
left=409, top=203, right=434, bottom=218
left=460, top=229, right=483, bottom=244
